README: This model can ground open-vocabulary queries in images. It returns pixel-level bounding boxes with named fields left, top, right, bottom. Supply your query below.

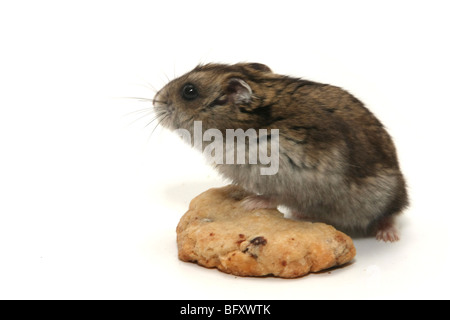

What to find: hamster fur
left=153, top=62, right=408, bottom=242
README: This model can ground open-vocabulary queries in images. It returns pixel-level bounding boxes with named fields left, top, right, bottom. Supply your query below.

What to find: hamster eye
left=181, top=84, right=199, bottom=100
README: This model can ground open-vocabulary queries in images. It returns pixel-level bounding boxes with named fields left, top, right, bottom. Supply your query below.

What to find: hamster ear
left=226, top=78, right=252, bottom=104
left=247, top=63, right=272, bottom=73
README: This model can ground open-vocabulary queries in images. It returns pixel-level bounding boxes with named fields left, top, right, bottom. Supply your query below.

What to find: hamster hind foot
left=241, top=195, right=278, bottom=211
left=375, top=215, right=400, bottom=242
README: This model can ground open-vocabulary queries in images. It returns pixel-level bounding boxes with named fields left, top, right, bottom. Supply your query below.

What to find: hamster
left=153, top=62, right=408, bottom=242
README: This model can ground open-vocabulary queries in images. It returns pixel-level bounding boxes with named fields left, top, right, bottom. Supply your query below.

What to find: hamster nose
left=152, top=92, right=160, bottom=106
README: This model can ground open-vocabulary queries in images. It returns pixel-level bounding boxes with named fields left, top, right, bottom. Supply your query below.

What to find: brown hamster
left=153, top=62, right=408, bottom=241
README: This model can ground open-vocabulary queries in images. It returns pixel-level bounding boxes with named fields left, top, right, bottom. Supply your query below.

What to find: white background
left=1, top=0, right=449, bottom=299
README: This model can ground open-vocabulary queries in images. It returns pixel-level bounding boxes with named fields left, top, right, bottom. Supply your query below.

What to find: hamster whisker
left=126, top=110, right=155, bottom=127
left=121, top=96, right=159, bottom=103
left=122, top=107, right=154, bottom=118
left=162, top=72, right=171, bottom=83
left=127, top=80, right=159, bottom=93
left=146, top=113, right=168, bottom=142
left=142, top=82, right=159, bottom=93
left=145, top=112, right=166, bottom=128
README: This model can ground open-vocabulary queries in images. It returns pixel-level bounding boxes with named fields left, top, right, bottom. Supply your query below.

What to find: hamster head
left=153, top=63, right=273, bottom=133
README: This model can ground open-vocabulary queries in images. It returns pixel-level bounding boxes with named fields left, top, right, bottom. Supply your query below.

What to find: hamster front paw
left=241, top=195, right=278, bottom=211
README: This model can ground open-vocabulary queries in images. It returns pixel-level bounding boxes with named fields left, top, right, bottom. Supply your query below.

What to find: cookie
left=176, top=185, right=356, bottom=278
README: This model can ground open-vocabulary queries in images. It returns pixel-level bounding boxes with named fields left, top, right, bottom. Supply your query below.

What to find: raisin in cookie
left=176, top=185, right=356, bottom=278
